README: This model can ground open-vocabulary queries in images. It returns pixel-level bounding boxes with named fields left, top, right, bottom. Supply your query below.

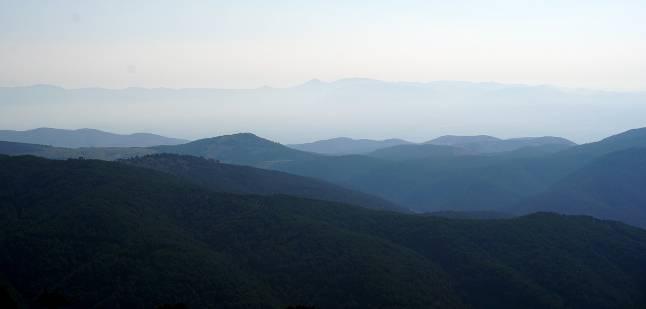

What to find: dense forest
left=1, top=155, right=646, bottom=308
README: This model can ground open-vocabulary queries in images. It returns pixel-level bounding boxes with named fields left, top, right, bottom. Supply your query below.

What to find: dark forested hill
left=0, top=127, right=187, bottom=148
left=1, top=156, right=646, bottom=308
left=0, top=141, right=50, bottom=155
left=519, top=148, right=646, bottom=228
left=123, top=154, right=406, bottom=212
left=0, top=156, right=453, bottom=308
left=0, top=141, right=155, bottom=160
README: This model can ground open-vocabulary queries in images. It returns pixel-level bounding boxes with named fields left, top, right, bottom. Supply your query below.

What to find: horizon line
left=1, top=78, right=642, bottom=94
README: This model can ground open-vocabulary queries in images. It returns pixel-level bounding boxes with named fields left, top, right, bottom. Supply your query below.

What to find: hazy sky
left=1, top=0, right=646, bottom=90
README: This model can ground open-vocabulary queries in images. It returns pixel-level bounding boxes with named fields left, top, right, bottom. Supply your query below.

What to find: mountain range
left=3, top=80, right=646, bottom=143
left=271, top=127, right=646, bottom=226
left=425, top=135, right=576, bottom=154
left=289, top=135, right=575, bottom=156
left=1, top=127, right=646, bottom=228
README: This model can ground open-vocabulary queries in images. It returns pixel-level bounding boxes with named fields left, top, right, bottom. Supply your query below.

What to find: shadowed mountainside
left=123, top=153, right=406, bottom=212
left=518, top=148, right=646, bottom=228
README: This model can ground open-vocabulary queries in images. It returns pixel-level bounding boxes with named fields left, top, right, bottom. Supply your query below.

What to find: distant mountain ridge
left=290, top=134, right=575, bottom=157
left=0, top=128, right=188, bottom=148
left=4, top=80, right=645, bottom=144
left=289, top=137, right=413, bottom=155
left=360, top=134, right=576, bottom=161
left=272, top=127, right=646, bottom=219
left=426, top=135, right=576, bottom=154
left=428, top=135, right=501, bottom=146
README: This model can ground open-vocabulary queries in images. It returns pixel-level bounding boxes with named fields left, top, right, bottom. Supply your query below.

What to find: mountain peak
left=153, top=132, right=316, bottom=166
left=198, top=132, right=275, bottom=145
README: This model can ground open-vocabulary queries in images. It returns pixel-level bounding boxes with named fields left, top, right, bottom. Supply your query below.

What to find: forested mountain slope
left=123, top=154, right=405, bottom=212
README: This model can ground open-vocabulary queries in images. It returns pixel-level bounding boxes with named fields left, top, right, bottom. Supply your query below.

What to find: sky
left=1, top=0, right=646, bottom=91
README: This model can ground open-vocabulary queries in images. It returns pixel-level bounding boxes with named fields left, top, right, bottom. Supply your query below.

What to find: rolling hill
left=0, top=133, right=316, bottom=166
left=1, top=155, right=646, bottom=308
left=0, top=128, right=187, bottom=148
left=0, top=140, right=50, bottom=155
left=0, top=141, right=156, bottom=160
left=153, top=133, right=318, bottom=167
